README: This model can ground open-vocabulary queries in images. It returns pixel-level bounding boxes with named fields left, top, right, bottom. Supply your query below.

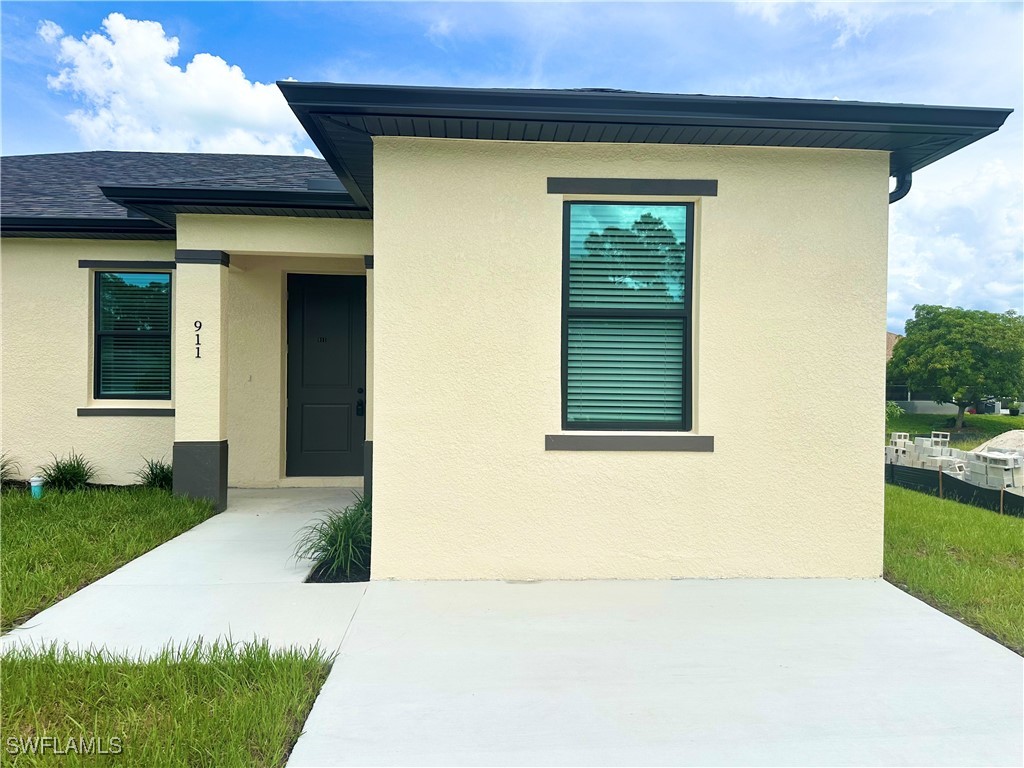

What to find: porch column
left=172, top=250, right=229, bottom=511
left=364, top=254, right=374, bottom=500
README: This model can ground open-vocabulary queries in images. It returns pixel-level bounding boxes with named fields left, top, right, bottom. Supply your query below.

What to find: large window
left=94, top=272, right=172, bottom=399
left=562, top=202, right=693, bottom=430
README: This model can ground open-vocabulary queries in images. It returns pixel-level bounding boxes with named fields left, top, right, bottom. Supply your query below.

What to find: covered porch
left=168, top=214, right=375, bottom=510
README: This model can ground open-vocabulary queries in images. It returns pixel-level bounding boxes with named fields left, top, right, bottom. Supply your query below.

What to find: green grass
left=1, top=489, right=214, bottom=632
left=0, top=640, right=333, bottom=767
left=884, top=484, right=1024, bottom=654
left=885, top=411, right=1024, bottom=449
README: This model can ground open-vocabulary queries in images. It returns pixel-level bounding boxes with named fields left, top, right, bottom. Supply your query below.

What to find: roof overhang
left=100, top=185, right=371, bottom=228
left=0, top=215, right=175, bottom=240
left=280, top=82, right=1012, bottom=211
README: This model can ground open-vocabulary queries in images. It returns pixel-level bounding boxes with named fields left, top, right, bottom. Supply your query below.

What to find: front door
left=286, top=274, right=366, bottom=476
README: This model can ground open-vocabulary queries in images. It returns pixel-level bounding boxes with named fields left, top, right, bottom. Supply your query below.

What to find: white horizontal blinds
left=566, top=203, right=688, bottom=427
left=96, top=272, right=171, bottom=398
left=567, top=318, right=684, bottom=423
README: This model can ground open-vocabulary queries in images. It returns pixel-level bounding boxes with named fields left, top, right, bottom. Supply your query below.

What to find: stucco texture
left=371, top=138, right=889, bottom=579
left=1, top=239, right=175, bottom=485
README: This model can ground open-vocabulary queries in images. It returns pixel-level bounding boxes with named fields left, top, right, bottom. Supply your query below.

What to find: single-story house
left=1, top=84, right=1010, bottom=580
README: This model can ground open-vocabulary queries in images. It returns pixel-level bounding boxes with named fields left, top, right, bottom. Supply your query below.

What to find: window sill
left=544, top=433, right=713, bottom=451
left=77, top=407, right=175, bottom=417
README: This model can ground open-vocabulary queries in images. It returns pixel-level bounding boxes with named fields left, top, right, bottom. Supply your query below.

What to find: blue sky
left=3, top=1, right=1022, bottom=331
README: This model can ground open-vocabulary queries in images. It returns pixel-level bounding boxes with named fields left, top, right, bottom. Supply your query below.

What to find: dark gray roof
left=1, top=151, right=337, bottom=218
left=280, top=82, right=1012, bottom=210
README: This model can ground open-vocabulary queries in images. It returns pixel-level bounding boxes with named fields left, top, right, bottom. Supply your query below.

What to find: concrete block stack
left=966, top=451, right=1024, bottom=489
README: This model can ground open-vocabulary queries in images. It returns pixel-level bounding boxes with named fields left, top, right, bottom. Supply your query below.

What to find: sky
left=2, top=1, right=1022, bottom=332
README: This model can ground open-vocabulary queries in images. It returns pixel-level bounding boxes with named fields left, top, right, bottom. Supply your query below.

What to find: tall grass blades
left=136, top=457, right=173, bottom=491
left=1, top=639, right=334, bottom=768
left=295, top=495, right=372, bottom=582
left=39, top=450, right=97, bottom=491
left=2, top=489, right=215, bottom=630
left=0, top=451, right=21, bottom=485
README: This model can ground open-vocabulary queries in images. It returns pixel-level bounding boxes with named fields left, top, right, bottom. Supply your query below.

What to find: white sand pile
left=973, top=429, right=1024, bottom=454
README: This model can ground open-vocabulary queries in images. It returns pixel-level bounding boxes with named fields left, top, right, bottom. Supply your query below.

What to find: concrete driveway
left=3, top=489, right=1021, bottom=766
left=288, top=579, right=1023, bottom=768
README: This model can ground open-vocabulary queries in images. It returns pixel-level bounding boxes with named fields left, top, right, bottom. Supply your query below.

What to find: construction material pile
left=885, top=431, right=1023, bottom=490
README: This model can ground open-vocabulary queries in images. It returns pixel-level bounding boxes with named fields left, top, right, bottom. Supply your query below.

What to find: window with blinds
left=94, top=272, right=172, bottom=399
left=562, top=202, right=692, bottom=430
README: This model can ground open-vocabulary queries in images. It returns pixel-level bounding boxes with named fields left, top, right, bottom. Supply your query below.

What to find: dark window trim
left=364, top=254, right=374, bottom=269
left=548, top=178, right=718, bottom=196
left=175, top=249, right=230, bottom=266
left=545, top=434, right=713, bottom=451
left=561, top=200, right=694, bottom=432
left=79, top=260, right=176, bottom=270
left=77, top=408, right=175, bottom=417
left=93, top=271, right=173, bottom=401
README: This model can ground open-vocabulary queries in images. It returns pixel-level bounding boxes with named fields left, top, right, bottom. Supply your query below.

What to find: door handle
left=356, top=399, right=365, bottom=417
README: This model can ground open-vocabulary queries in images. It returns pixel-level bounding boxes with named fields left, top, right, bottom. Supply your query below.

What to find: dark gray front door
left=286, top=274, right=366, bottom=476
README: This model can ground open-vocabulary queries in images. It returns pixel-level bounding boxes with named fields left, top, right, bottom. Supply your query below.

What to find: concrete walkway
left=3, top=490, right=1021, bottom=766
left=1, top=488, right=365, bottom=653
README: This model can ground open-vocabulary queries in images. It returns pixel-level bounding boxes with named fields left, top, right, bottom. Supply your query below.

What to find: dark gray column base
left=173, top=440, right=228, bottom=512
left=363, top=440, right=373, bottom=501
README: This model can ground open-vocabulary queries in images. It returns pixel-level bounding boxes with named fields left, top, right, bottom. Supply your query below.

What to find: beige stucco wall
left=1, top=220, right=372, bottom=489
left=371, top=137, right=889, bottom=579
left=0, top=239, right=175, bottom=485
left=176, top=214, right=373, bottom=257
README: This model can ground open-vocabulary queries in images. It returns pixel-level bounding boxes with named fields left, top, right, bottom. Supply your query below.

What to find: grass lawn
left=0, top=640, right=332, bottom=767
left=884, top=484, right=1024, bottom=655
left=1, top=488, right=214, bottom=632
left=886, top=412, right=1024, bottom=449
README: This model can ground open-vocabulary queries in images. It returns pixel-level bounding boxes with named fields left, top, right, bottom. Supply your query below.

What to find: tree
left=580, top=212, right=686, bottom=302
left=888, top=305, right=1024, bottom=429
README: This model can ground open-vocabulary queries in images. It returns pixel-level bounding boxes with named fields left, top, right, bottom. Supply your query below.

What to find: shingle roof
left=1, top=151, right=336, bottom=218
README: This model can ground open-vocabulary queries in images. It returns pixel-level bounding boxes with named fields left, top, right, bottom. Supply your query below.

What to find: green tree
left=888, top=305, right=1024, bottom=429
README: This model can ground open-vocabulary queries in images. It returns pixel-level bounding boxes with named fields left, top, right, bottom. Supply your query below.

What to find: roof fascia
left=279, top=82, right=1012, bottom=134
left=0, top=215, right=172, bottom=236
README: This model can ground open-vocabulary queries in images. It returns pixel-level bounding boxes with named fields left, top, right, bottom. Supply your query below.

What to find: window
left=94, top=272, right=172, bottom=399
left=562, top=202, right=693, bottom=430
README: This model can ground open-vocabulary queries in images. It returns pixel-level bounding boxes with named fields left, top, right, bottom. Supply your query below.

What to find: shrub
left=39, top=451, right=97, bottom=491
left=136, top=458, right=173, bottom=492
left=885, top=400, right=905, bottom=424
left=295, top=495, right=371, bottom=582
left=1, top=452, right=21, bottom=485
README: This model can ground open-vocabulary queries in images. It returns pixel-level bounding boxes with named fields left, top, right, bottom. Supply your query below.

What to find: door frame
left=284, top=272, right=367, bottom=478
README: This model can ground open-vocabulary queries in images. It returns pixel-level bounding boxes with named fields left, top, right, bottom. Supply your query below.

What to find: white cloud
left=809, top=2, right=936, bottom=47
left=37, top=20, right=63, bottom=45
left=888, top=158, right=1023, bottom=332
left=427, top=17, right=456, bottom=47
left=39, top=13, right=313, bottom=155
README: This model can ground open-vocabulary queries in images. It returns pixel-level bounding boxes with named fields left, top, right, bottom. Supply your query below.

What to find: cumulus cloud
left=38, top=13, right=313, bottom=155
left=887, top=158, right=1023, bottom=332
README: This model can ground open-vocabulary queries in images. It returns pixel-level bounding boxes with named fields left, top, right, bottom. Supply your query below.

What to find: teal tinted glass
left=568, top=204, right=687, bottom=309
left=97, top=273, right=171, bottom=332
left=566, top=317, right=684, bottom=424
left=96, top=272, right=171, bottom=398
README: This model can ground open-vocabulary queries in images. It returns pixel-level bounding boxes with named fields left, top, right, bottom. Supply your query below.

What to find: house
left=886, top=331, right=902, bottom=361
left=1, top=84, right=1010, bottom=580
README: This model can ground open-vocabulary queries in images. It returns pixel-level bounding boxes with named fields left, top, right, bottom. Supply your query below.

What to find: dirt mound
left=972, top=430, right=1024, bottom=454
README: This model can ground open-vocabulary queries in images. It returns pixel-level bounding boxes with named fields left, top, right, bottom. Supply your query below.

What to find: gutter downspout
left=889, top=171, right=912, bottom=204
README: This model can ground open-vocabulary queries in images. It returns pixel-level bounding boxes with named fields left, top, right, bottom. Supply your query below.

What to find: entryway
left=285, top=274, right=366, bottom=477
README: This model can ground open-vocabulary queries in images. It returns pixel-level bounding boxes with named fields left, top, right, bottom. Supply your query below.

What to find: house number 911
left=194, top=320, right=202, bottom=359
